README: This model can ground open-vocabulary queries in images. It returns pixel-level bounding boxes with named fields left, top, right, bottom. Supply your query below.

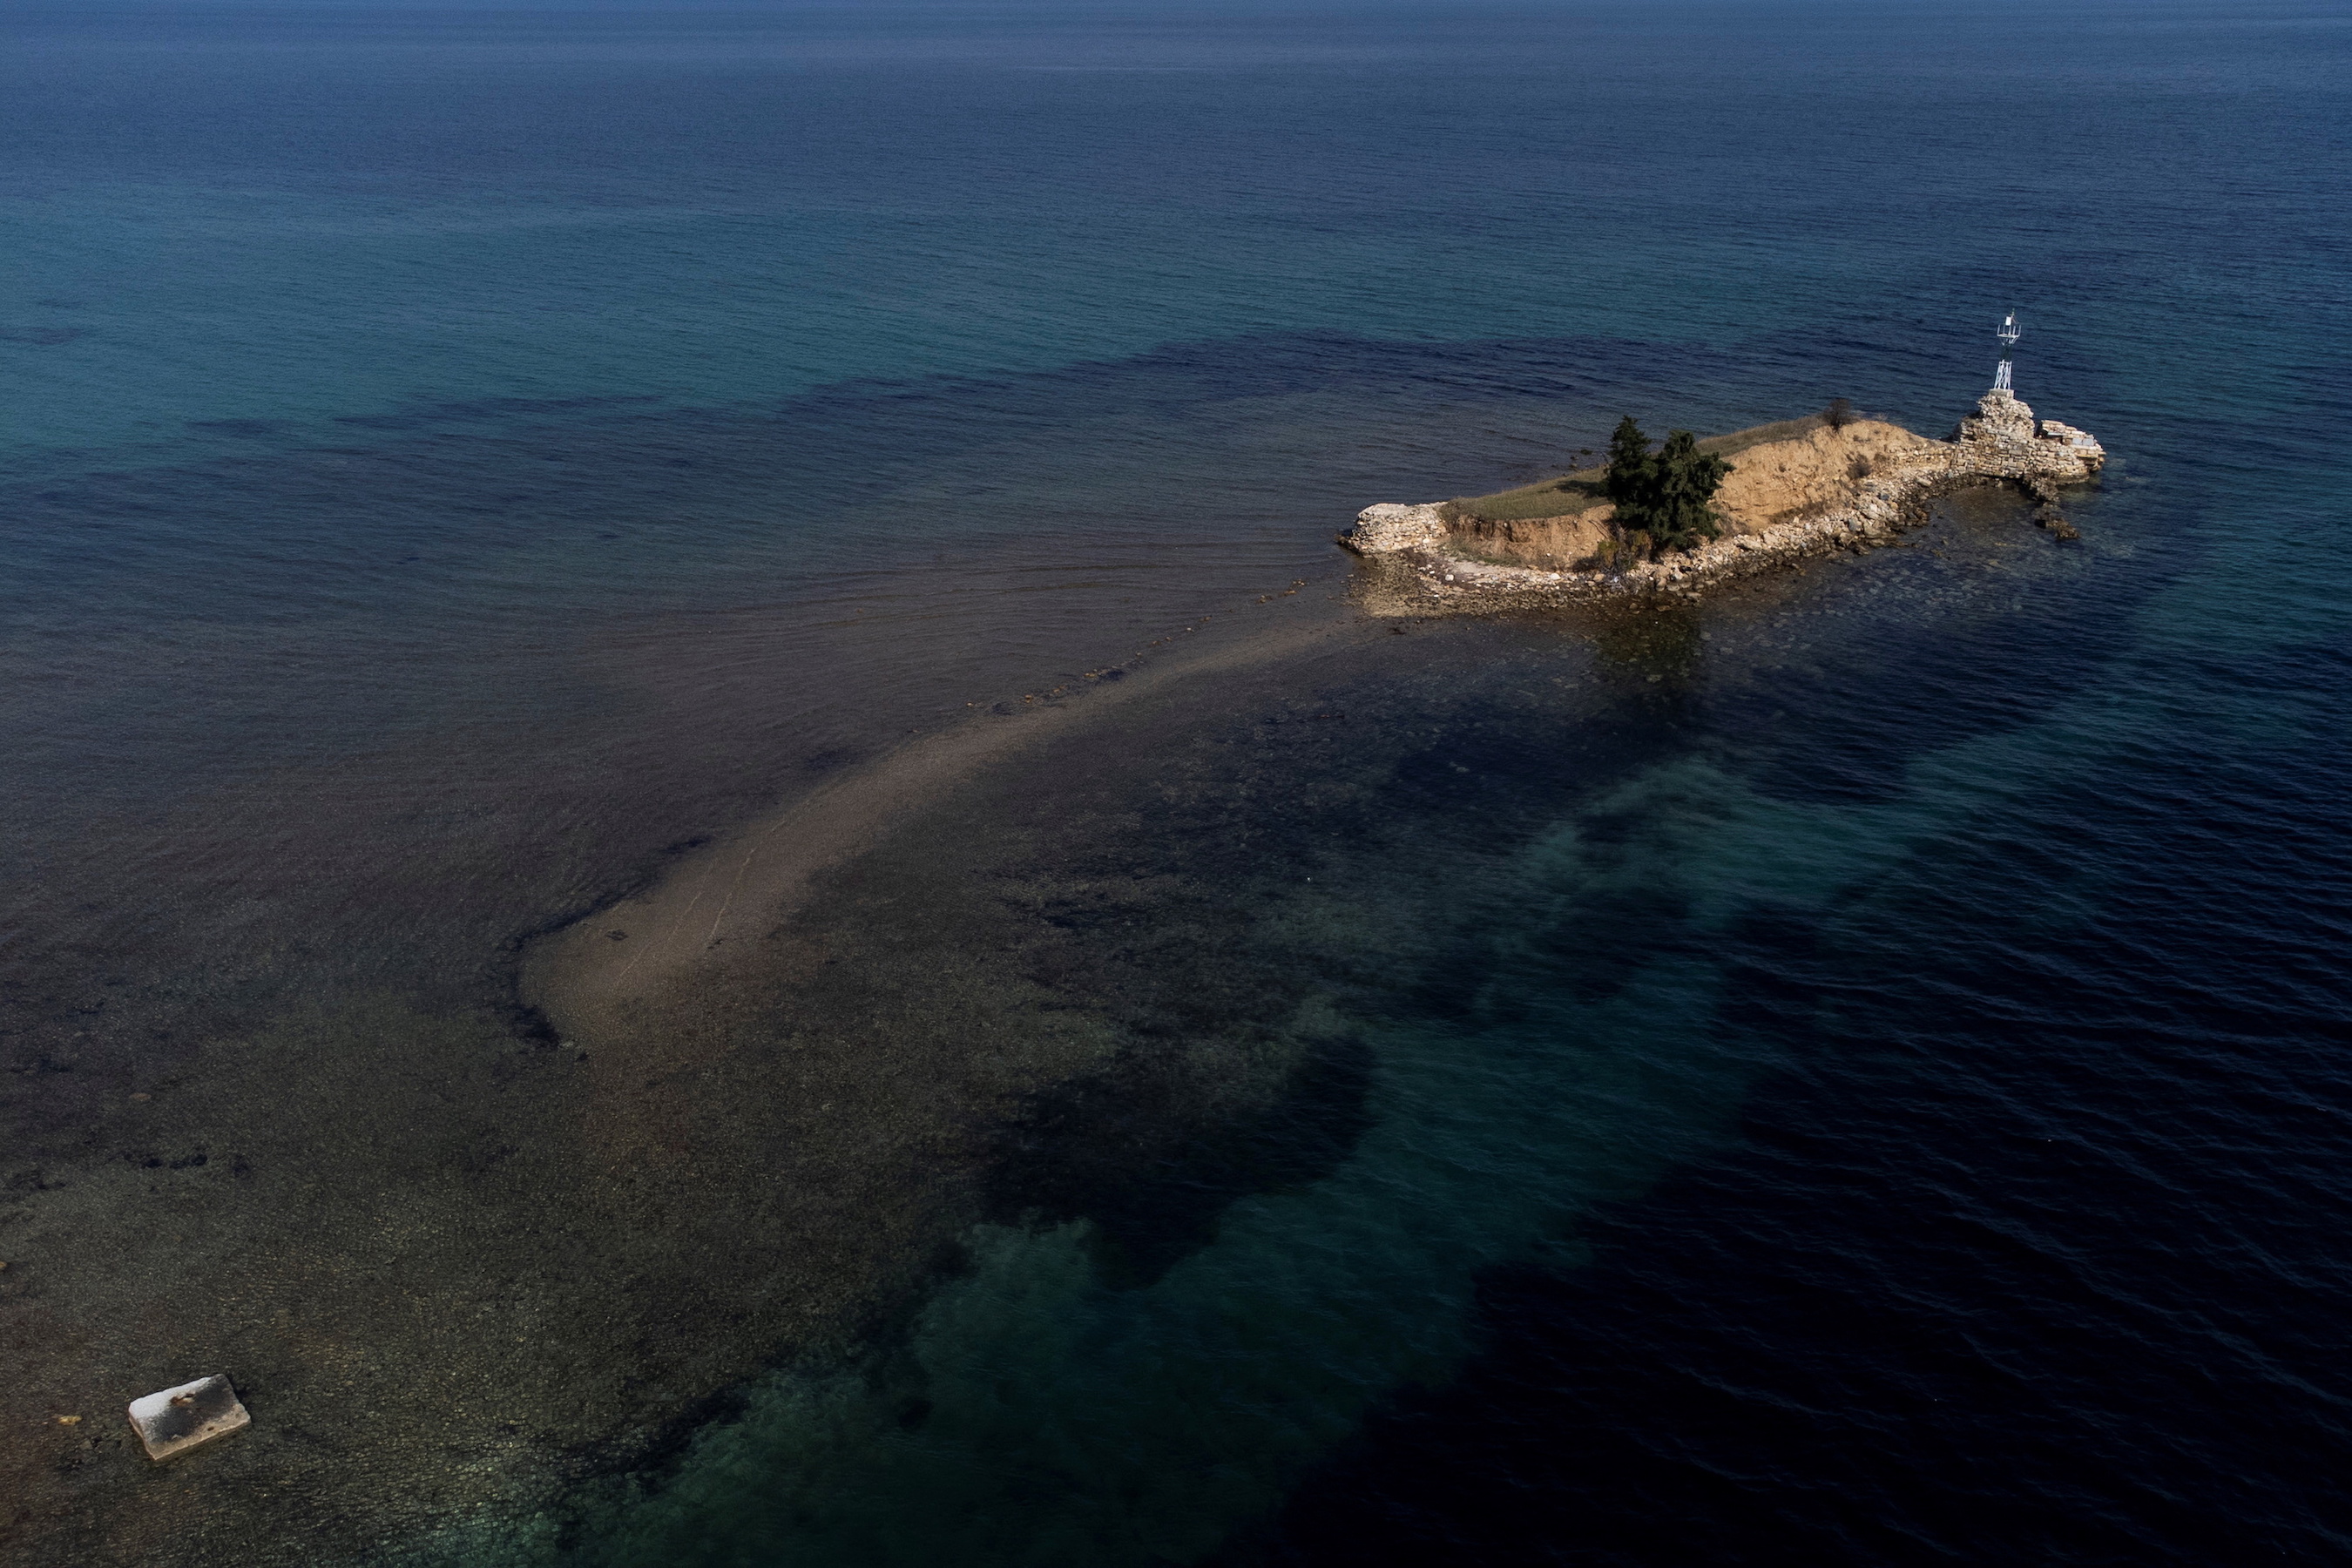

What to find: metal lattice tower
left=1994, top=312, right=2020, bottom=393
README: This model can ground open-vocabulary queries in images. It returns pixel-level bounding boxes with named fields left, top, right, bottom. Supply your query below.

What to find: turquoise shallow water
left=3, top=3, right=2349, bottom=1565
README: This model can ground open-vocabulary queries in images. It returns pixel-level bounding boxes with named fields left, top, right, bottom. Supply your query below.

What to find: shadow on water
left=1586, top=599, right=1707, bottom=681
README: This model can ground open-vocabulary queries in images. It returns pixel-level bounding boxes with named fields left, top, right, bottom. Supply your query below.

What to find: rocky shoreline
left=1342, top=388, right=2105, bottom=609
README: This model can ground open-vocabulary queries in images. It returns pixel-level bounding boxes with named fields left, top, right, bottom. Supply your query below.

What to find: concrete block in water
left=127, top=1374, right=249, bottom=1461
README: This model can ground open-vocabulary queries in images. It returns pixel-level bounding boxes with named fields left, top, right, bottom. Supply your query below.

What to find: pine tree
left=1645, top=429, right=1733, bottom=551
left=1600, top=416, right=1732, bottom=555
left=1603, top=416, right=1652, bottom=507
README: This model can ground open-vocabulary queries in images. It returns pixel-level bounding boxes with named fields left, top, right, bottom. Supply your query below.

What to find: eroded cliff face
left=1447, top=509, right=1616, bottom=570
left=1712, top=421, right=1945, bottom=534
left=1341, top=390, right=2104, bottom=608
left=1418, top=421, right=1943, bottom=572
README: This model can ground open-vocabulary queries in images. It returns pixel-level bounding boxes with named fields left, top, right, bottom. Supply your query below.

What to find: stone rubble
left=1344, top=502, right=1449, bottom=554
left=1340, top=389, right=2104, bottom=609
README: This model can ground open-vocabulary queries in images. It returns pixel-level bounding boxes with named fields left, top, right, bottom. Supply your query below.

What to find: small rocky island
left=1342, top=387, right=2104, bottom=607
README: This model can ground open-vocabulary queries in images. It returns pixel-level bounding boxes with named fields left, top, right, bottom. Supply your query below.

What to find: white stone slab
left=127, top=1374, right=249, bottom=1461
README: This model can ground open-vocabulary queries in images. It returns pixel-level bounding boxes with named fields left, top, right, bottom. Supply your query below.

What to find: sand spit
left=522, top=611, right=1356, bottom=1047
left=0, top=591, right=1375, bottom=1568
left=1342, top=389, right=2105, bottom=611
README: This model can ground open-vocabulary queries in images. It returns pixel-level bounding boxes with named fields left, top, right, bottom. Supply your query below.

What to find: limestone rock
left=1339, top=503, right=1445, bottom=555
left=1955, top=387, right=2038, bottom=444
left=1950, top=389, right=2104, bottom=483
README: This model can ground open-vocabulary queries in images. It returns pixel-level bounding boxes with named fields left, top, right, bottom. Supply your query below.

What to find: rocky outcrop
left=1340, top=389, right=2103, bottom=610
left=1950, top=388, right=2105, bottom=483
left=1345, top=503, right=1448, bottom=553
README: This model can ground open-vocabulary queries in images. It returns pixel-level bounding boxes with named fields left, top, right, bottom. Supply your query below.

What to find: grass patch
left=1692, top=415, right=1828, bottom=461
left=1443, top=471, right=1611, bottom=524
left=1448, top=415, right=1830, bottom=522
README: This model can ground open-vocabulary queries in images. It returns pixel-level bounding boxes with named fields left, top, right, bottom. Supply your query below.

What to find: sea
left=3, top=2, right=2349, bottom=1565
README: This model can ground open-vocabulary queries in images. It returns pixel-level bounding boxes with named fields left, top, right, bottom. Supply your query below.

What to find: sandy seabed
left=3, top=588, right=1435, bottom=1565
left=3, top=488, right=2085, bottom=1565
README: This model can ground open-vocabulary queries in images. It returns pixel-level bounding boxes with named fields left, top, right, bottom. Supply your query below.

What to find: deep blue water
left=1240, top=620, right=2352, bottom=1565
left=3, top=3, right=2349, bottom=1565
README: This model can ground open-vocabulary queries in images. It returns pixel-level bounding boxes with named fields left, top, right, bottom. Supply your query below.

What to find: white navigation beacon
left=1994, top=311, right=2020, bottom=392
